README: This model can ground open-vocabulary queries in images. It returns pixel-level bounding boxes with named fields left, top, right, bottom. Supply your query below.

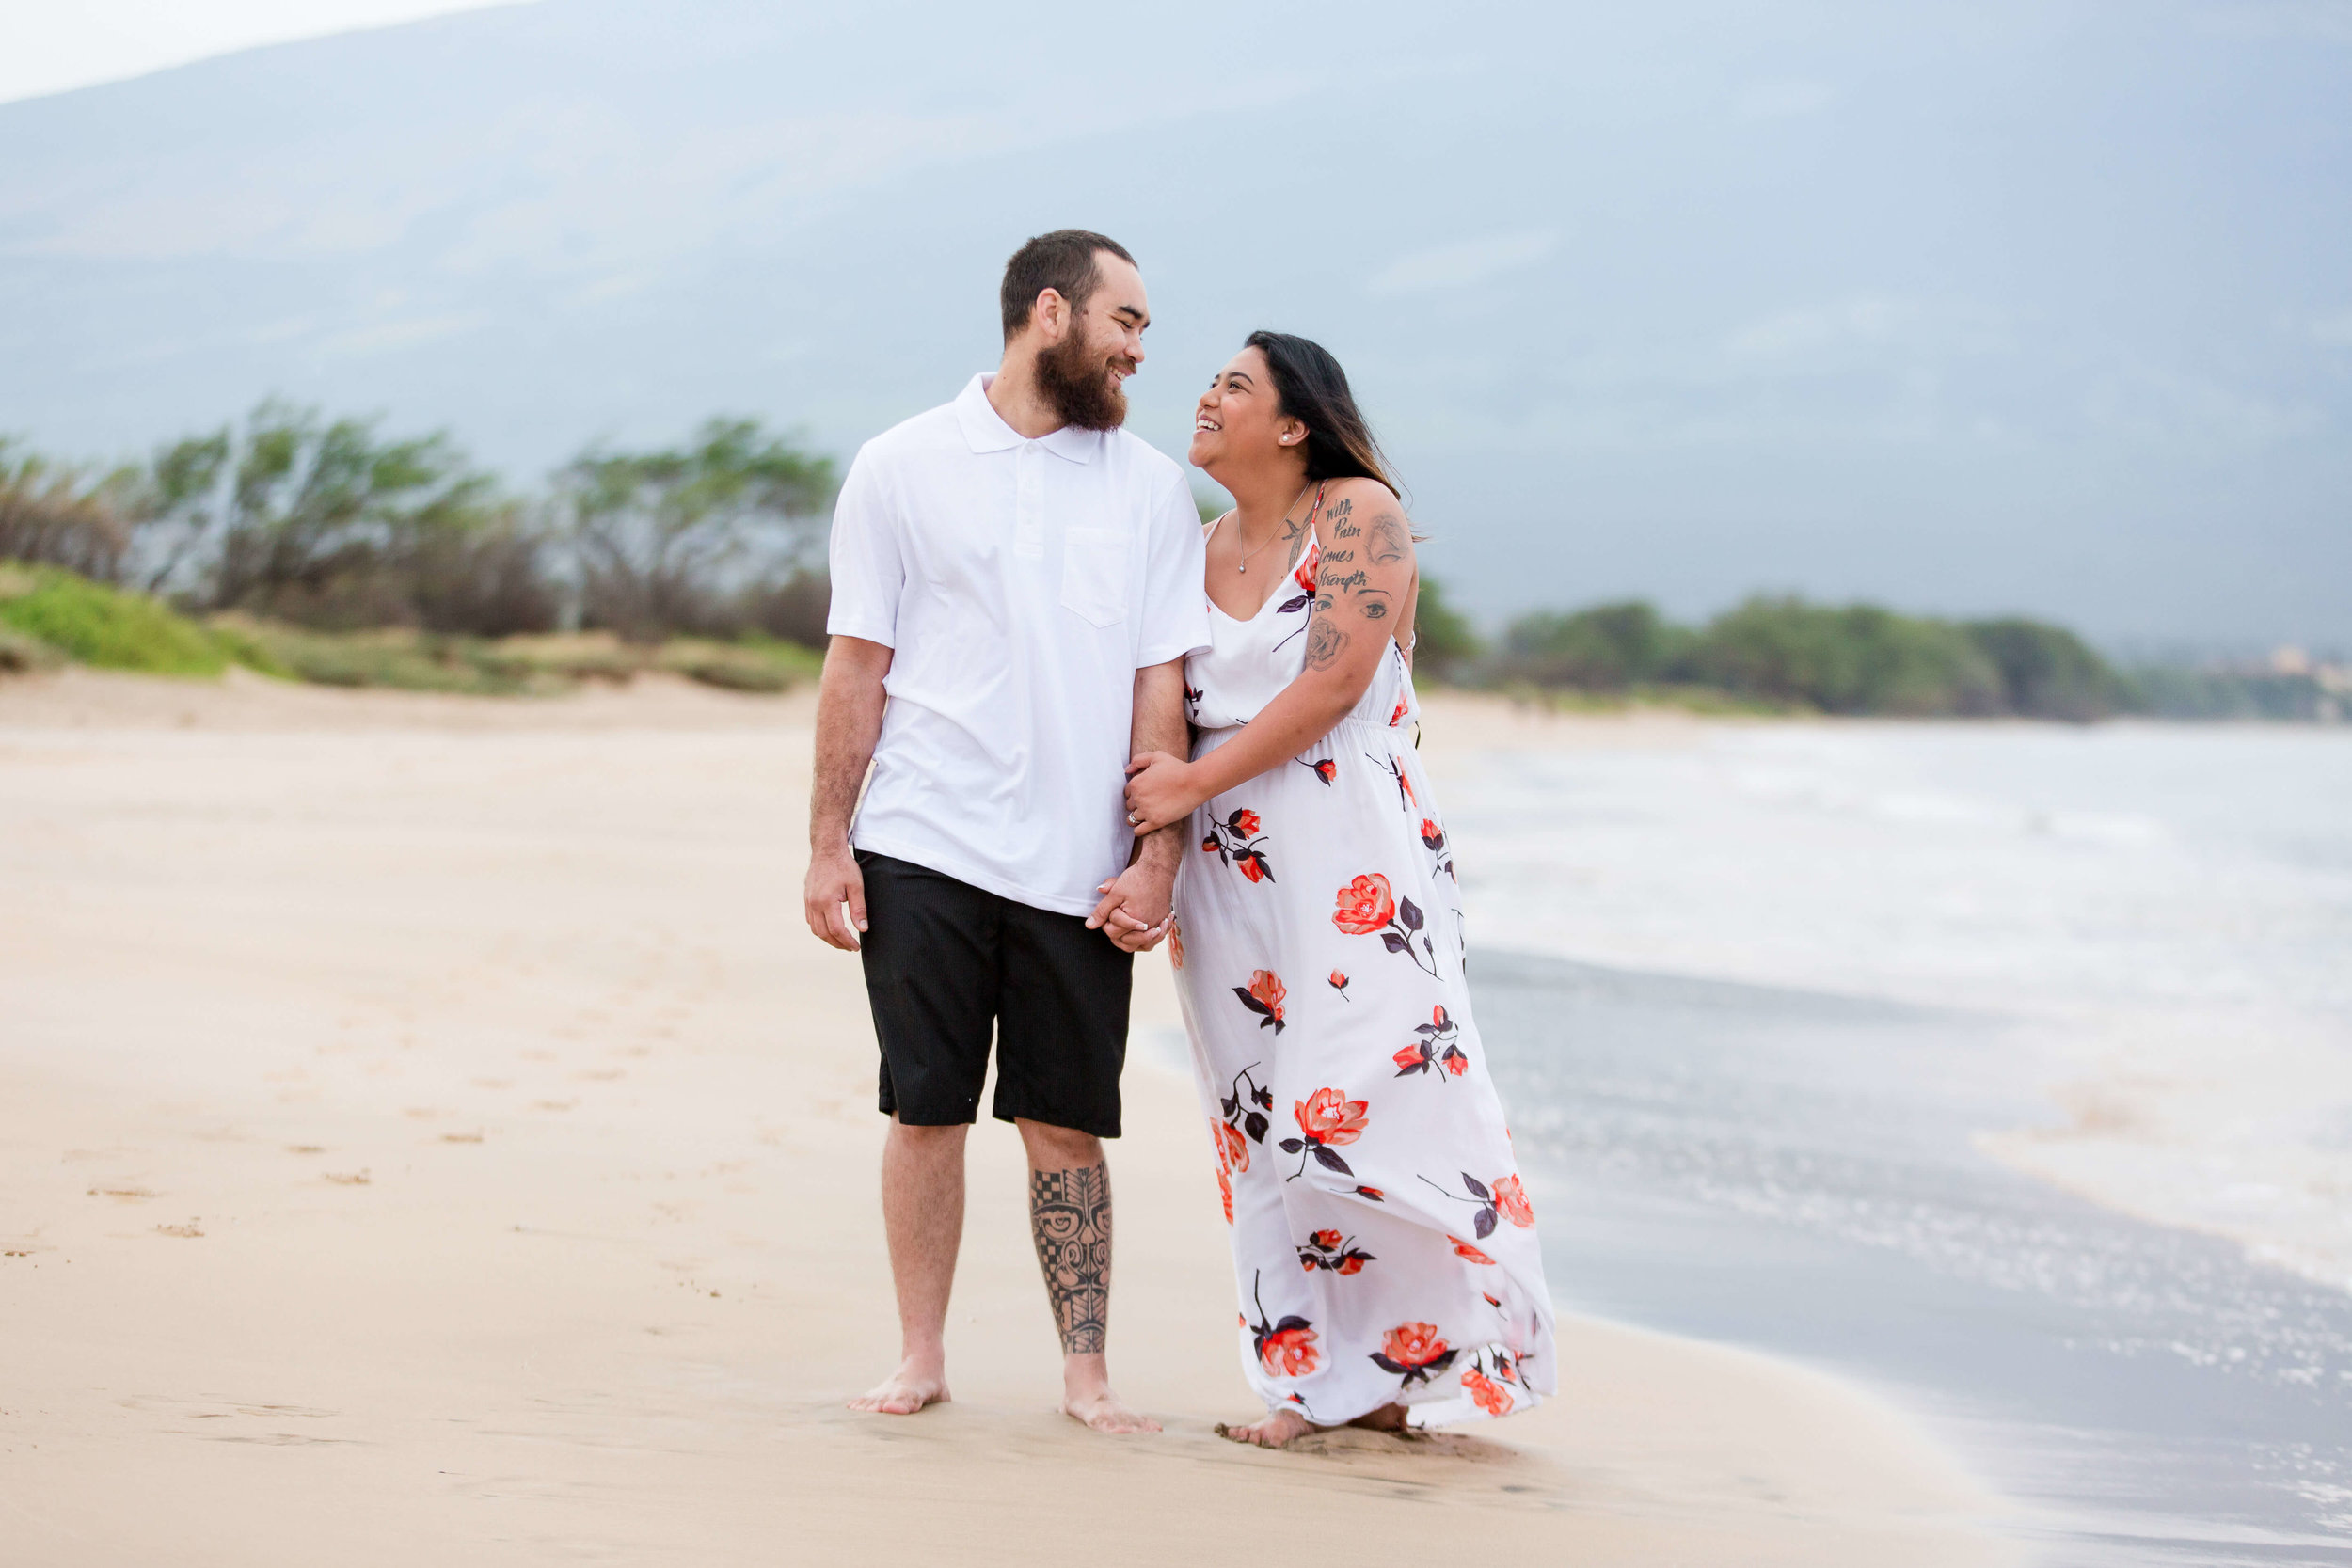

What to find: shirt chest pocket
left=1058, top=526, right=1130, bottom=629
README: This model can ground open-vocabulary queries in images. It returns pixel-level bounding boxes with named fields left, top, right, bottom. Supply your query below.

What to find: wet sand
left=0, top=669, right=2012, bottom=1565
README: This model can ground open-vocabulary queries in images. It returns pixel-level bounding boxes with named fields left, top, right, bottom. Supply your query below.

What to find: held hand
left=803, top=842, right=867, bottom=952
left=1087, top=863, right=1174, bottom=952
left=1122, top=751, right=1200, bottom=837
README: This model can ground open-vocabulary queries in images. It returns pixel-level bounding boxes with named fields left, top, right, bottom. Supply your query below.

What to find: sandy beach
left=0, top=669, right=2013, bottom=1566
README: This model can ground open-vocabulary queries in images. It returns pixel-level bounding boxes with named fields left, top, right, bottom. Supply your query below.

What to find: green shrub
left=1960, top=617, right=2128, bottom=721
left=1500, top=600, right=1689, bottom=689
left=0, top=564, right=229, bottom=675
left=1685, top=596, right=2004, bottom=716
left=1409, top=577, right=1484, bottom=683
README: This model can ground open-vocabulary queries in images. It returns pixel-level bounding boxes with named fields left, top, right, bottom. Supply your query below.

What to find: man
left=803, top=230, right=1206, bottom=1433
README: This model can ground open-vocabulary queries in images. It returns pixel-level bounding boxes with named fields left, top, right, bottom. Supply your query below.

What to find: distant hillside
left=1, top=0, right=2346, bottom=645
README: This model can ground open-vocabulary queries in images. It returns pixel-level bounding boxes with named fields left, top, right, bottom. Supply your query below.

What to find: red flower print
left=1297, top=1228, right=1376, bottom=1275
left=1390, top=696, right=1409, bottom=728
left=1370, top=1321, right=1458, bottom=1386
left=1393, top=1004, right=1467, bottom=1079
left=1493, top=1174, right=1534, bottom=1228
left=1328, top=970, right=1351, bottom=1001
left=1355, top=1185, right=1384, bottom=1200
left=1247, top=1271, right=1320, bottom=1377
left=1450, top=1236, right=1497, bottom=1264
left=1168, top=917, right=1184, bottom=970
left=1216, top=1118, right=1249, bottom=1175
left=1399, top=769, right=1415, bottom=804
left=1262, top=1323, right=1318, bottom=1376
left=1202, top=809, right=1276, bottom=883
left=1420, top=818, right=1445, bottom=850
left=1381, top=1323, right=1449, bottom=1369
left=1331, top=873, right=1397, bottom=935
left=1298, top=757, right=1338, bottom=786
left=1279, top=1087, right=1368, bottom=1180
left=1295, top=1087, right=1368, bottom=1146
left=1464, top=1367, right=1513, bottom=1417
left=1216, top=1163, right=1233, bottom=1223
left=1293, top=542, right=1319, bottom=595
left=1232, top=969, right=1287, bottom=1033
left=1420, top=1171, right=1505, bottom=1239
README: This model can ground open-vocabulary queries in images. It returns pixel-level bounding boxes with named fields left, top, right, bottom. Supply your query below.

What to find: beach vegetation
left=1489, top=596, right=2141, bottom=721
left=0, top=564, right=232, bottom=676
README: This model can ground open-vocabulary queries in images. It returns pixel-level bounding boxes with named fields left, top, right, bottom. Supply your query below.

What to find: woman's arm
left=1123, top=478, right=1414, bottom=833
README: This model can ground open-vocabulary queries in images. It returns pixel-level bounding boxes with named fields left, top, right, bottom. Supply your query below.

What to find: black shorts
left=855, top=851, right=1134, bottom=1138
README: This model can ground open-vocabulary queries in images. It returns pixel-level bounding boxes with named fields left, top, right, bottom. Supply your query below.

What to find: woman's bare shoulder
left=1317, top=478, right=1412, bottom=562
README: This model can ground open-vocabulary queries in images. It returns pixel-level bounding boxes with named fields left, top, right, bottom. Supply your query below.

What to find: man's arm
left=1086, top=657, right=1187, bottom=951
left=803, top=635, right=893, bottom=951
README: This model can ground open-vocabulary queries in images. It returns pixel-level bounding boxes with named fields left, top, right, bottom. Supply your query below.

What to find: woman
left=1123, top=331, right=1557, bottom=1447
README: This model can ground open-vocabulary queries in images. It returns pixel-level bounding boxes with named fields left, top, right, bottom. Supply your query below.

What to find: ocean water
left=1434, top=721, right=2352, bottom=1563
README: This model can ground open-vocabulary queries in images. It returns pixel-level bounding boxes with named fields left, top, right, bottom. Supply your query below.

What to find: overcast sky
left=0, top=0, right=514, bottom=104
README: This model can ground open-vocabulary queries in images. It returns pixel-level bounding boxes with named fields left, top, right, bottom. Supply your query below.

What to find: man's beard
left=1033, top=328, right=1131, bottom=432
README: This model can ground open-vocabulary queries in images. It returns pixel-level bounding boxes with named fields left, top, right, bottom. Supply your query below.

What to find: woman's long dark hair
left=1245, top=330, right=1402, bottom=499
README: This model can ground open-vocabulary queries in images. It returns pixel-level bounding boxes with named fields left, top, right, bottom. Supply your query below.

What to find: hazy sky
left=0, top=0, right=511, bottom=104
left=1, top=0, right=2344, bottom=647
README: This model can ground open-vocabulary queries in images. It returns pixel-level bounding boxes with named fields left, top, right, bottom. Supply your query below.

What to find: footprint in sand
left=155, top=1220, right=203, bottom=1238
left=439, top=1131, right=485, bottom=1144
left=286, top=1145, right=325, bottom=1155
left=87, top=1185, right=155, bottom=1201
left=323, top=1170, right=372, bottom=1186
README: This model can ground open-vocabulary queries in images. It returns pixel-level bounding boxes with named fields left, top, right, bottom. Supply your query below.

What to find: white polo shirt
left=827, top=372, right=1211, bottom=917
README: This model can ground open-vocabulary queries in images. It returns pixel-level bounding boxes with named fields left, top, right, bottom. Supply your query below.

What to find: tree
left=561, top=418, right=836, bottom=641
left=1409, top=576, right=1484, bottom=684
left=0, top=439, right=145, bottom=580
left=1498, top=600, right=1687, bottom=689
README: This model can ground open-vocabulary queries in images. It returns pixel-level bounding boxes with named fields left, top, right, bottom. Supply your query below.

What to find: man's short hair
left=1000, top=230, right=1136, bottom=341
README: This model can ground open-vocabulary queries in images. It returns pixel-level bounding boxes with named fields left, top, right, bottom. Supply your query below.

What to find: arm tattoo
left=1029, top=1164, right=1110, bottom=1354
left=1359, top=594, right=1391, bottom=621
left=1366, top=513, right=1409, bottom=566
left=1304, top=613, right=1349, bottom=670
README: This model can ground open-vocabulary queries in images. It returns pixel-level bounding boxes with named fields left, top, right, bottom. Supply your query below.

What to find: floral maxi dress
left=1169, top=534, right=1558, bottom=1427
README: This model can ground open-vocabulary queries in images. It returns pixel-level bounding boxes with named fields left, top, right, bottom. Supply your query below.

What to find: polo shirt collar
left=955, top=372, right=1104, bottom=465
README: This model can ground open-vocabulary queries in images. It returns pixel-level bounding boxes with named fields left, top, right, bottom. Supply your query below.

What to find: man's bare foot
left=1060, top=1354, right=1160, bottom=1434
left=1215, top=1408, right=1319, bottom=1449
left=1346, top=1402, right=1410, bottom=1433
left=848, top=1358, right=949, bottom=1416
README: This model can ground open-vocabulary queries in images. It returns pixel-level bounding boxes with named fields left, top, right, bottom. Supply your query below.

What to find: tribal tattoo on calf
left=1029, top=1164, right=1112, bottom=1354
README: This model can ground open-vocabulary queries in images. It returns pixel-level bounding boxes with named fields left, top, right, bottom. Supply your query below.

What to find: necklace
left=1235, top=483, right=1315, bottom=574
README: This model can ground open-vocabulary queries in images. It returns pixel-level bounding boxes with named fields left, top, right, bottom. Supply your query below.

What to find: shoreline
left=0, top=672, right=2014, bottom=1565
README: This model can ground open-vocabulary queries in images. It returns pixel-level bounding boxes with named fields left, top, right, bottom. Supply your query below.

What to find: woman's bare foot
left=847, top=1356, right=950, bottom=1416
left=1345, top=1402, right=1410, bottom=1433
left=1215, top=1409, right=1320, bottom=1448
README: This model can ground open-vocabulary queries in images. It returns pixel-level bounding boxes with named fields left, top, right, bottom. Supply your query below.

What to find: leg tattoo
left=1028, top=1164, right=1111, bottom=1355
